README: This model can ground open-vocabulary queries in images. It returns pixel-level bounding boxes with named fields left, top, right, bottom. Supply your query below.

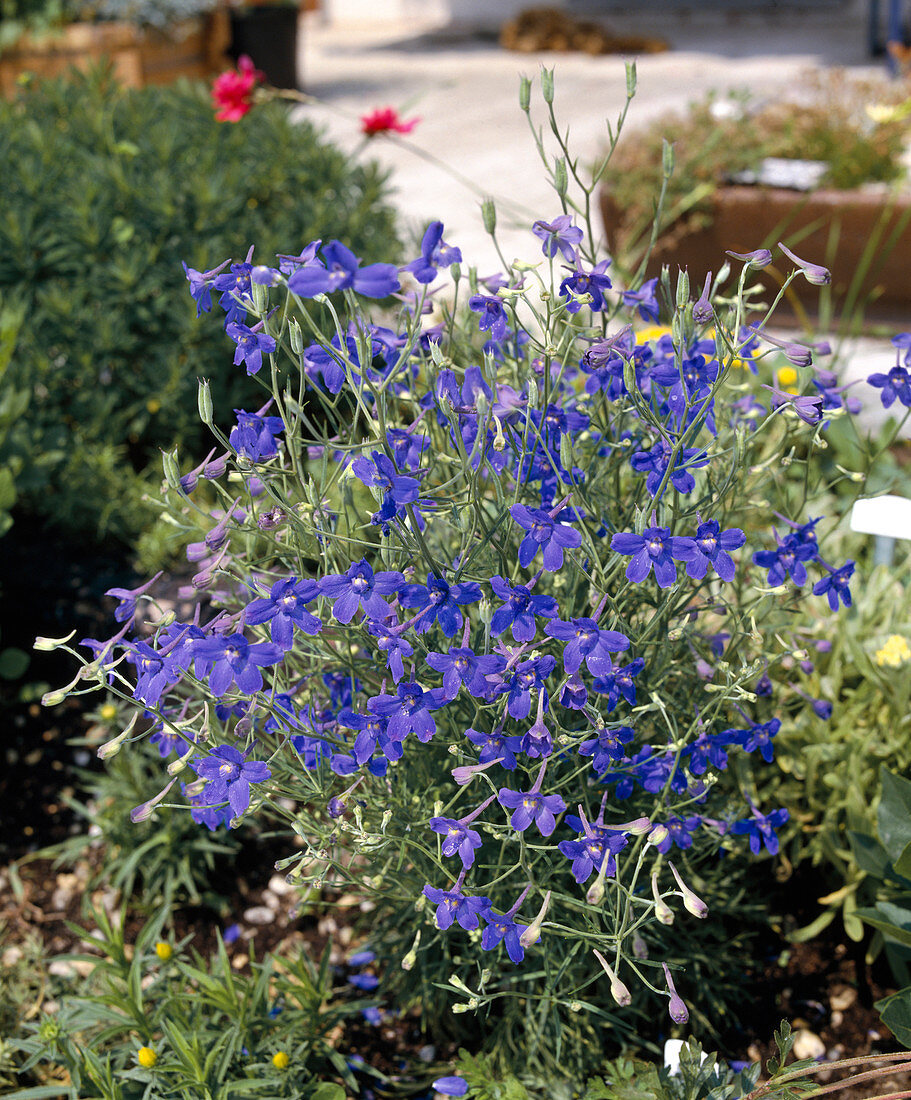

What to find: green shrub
left=0, top=67, right=399, bottom=543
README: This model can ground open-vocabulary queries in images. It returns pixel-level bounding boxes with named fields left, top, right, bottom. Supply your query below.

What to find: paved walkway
left=296, top=10, right=909, bottom=435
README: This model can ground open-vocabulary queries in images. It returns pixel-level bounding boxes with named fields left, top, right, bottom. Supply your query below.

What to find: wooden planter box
left=0, top=12, right=230, bottom=98
left=601, top=184, right=911, bottom=323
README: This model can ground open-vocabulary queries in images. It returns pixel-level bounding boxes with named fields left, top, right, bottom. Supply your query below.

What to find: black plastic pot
left=229, top=5, right=300, bottom=89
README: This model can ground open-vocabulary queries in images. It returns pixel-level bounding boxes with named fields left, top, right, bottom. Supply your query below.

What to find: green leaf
left=878, top=767, right=911, bottom=863
left=895, top=841, right=911, bottom=879
left=877, top=986, right=911, bottom=1049
left=856, top=903, right=911, bottom=946
left=849, top=830, right=892, bottom=879
left=311, top=1085, right=346, bottom=1100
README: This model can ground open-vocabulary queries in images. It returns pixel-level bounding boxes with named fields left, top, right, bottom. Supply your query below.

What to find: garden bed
left=0, top=12, right=229, bottom=97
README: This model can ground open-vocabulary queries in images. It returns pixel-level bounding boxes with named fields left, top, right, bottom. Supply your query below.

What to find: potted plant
left=601, top=71, right=911, bottom=324
left=226, top=0, right=300, bottom=89
left=0, top=0, right=229, bottom=94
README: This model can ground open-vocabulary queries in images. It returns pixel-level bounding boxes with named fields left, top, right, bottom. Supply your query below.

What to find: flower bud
left=692, top=271, right=713, bottom=325
left=593, top=949, right=632, bottom=1006
left=540, top=66, right=555, bottom=103
left=553, top=156, right=568, bottom=199
left=289, top=317, right=304, bottom=354
left=651, top=872, right=674, bottom=925
left=34, top=629, right=77, bottom=651
left=519, top=890, right=551, bottom=949
left=669, top=862, right=708, bottom=919
left=97, top=712, right=138, bottom=760
left=625, top=59, right=637, bottom=98
left=481, top=198, right=497, bottom=235
left=725, top=248, right=773, bottom=269
left=675, top=269, right=690, bottom=309
left=647, top=824, right=669, bottom=848
left=662, top=138, right=675, bottom=179
left=663, top=962, right=689, bottom=1024
left=402, top=930, right=421, bottom=970
left=197, top=378, right=214, bottom=426
left=130, top=778, right=176, bottom=823
left=778, top=241, right=831, bottom=285
left=161, top=446, right=182, bottom=490
left=519, top=74, right=531, bottom=112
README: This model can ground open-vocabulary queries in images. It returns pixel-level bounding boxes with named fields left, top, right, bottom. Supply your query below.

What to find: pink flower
left=212, top=55, right=264, bottom=123
left=360, top=106, right=420, bottom=136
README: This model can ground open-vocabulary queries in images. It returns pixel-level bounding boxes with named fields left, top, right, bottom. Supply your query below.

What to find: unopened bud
left=651, top=872, right=674, bottom=925
left=289, top=317, right=303, bottom=354
left=663, top=962, right=689, bottom=1024
left=593, top=949, right=632, bottom=1006
left=519, top=890, right=551, bottom=949
left=625, top=59, right=637, bottom=98
left=97, top=713, right=138, bottom=759
left=553, top=156, right=568, bottom=199
left=647, top=824, right=669, bottom=848
left=519, top=74, right=531, bottom=112
left=675, top=269, right=690, bottom=309
left=161, top=447, right=182, bottom=491
left=540, top=66, right=555, bottom=104
left=130, top=778, right=176, bottom=823
left=662, top=138, right=675, bottom=179
left=401, top=930, right=421, bottom=970
left=481, top=198, right=497, bottom=235
left=197, top=378, right=214, bottom=426
left=669, top=862, right=708, bottom=919
left=34, top=629, right=77, bottom=651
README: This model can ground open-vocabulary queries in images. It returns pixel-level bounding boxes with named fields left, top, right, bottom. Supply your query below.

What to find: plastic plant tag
left=850, top=495, right=911, bottom=540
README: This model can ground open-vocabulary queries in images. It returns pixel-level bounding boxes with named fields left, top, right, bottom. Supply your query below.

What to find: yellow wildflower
left=875, top=635, right=911, bottom=668
left=272, top=1051, right=290, bottom=1069
left=137, top=1046, right=157, bottom=1068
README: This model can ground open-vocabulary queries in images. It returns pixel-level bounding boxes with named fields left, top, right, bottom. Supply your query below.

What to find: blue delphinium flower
left=425, top=645, right=504, bottom=699
left=544, top=618, right=630, bottom=676
left=629, top=438, right=710, bottom=496
left=488, top=575, right=559, bottom=641
left=496, top=654, right=555, bottom=719
left=422, top=871, right=490, bottom=930
left=497, top=762, right=566, bottom=837
left=229, top=410, right=285, bottom=463
left=245, top=577, right=321, bottom=650
left=687, top=520, right=746, bottom=582
left=287, top=240, right=400, bottom=299
left=510, top=504, right=582, bottom=571
left=350, top=450, right=421, bottom=512
left=653, top=815, right=702, bottom=853
left=752, top=532, right=817, bottom=587
left=480, top=904, right=529, bottom=964
left=191, top=632, right=285, bottom=696
left=403, top=221, right=462, bottom=283
left=559, top=258, right=612, bottom=313
left=226, top=322, right=277, bottom=377
left=399, top=574, right=482, bottom=637
left=182, top=258, right=229, bottom=316
left=610, top=526, right=697, bottom=588
left=193, top=744, right=271, bottom=818
left=211, top=249, right=255, bottom=323
left=370, top=681, right=444, bottom=744
left=468, top=293, right=508, bottom=341
left=465, top=725, right=522, bottom=771
left=621, top=277, right=660, bottom=323
left=318, top=560, right=405, bottom=625
left=365, top=618, right=414, bottom=684
left=813, top=560, right=855, bottom=610
left=430, top=794, right=496, bottom=869
left=105, top=572, right=163, bottom=624
left=578, top=725, right=635, bottom=776
left=741, top=717, right=781, bottom=763
left=592, top=658, right=645, bottom=711
left=731, top=806, right=790, bottom=854
left=532, top=214, right=583, bottom=261
left=558, top=813, right=630, bottom=882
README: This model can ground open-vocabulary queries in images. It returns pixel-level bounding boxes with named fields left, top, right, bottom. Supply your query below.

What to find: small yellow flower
left=155, top=942, right=172, bottom=961
left=137, top=1046, right=157, bottom=1068
left=100, top=703, right=117, bottom=722
left=776, top=366, right=799, bottom=394
left=875, top=634, right=911, bottom=668
left=146, top=398, right=161, bottom=414
left=272, top=1051, right=290, bottom=1069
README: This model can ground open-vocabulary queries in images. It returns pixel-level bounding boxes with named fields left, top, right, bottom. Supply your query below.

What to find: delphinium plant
left=40, top=66, right=896, bottom=1082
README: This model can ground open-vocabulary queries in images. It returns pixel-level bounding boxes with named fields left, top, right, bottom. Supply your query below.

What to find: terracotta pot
left=600, top=183, right=911, bottom=324
left=0, top=15, right=228, bottom=98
